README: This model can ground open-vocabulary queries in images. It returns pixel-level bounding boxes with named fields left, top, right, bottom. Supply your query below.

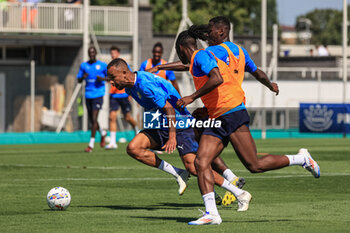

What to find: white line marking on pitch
left=4, top=173, right=350, bottom=183
left=1, top=164, right=350, bottom=177
left=0, top=163, right=147, bottom=170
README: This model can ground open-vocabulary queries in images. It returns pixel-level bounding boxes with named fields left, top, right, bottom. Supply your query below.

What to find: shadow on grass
left=131, top=216, right=193, bottom=223
left=130, top=216, right=291, bottom=223
left=155, top=202, right=203, bottom=208
left=77, top=202, right=203, bottom=211
left=77, top=205, right=160, bottom=211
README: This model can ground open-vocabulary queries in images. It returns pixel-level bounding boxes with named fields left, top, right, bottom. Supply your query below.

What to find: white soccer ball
left=46, top=187, right=71, bottom=210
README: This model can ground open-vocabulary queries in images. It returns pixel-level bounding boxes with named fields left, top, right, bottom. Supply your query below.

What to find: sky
left=277, top=0, right=350, bottom=26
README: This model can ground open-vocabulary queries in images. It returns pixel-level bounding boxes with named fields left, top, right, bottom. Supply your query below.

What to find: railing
left=0, top=2, right=132, bottom=36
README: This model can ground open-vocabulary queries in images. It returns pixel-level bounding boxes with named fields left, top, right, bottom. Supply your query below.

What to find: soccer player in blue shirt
left=77, top=46, right=108, bottom=152
left=106, top=58, right=251, bottom=199
left=106, top=46, right=139, bottom=149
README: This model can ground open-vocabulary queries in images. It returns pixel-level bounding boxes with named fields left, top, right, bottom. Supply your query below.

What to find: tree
left=150, top=0, right=278, bottom=36
left=296, top=7, right=349, bottom=45
left=76, top=0, right=278, bottom=36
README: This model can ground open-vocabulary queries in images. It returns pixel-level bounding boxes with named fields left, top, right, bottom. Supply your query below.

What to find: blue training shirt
left=191, top=50, right=219, bottom=77
left=126, top=71, right=192, bottom=129
left=139, top=60, right=176, bottom=81
left=77, top=60, right=107, bottom=99
left=206, top=41, right=257, bottom=73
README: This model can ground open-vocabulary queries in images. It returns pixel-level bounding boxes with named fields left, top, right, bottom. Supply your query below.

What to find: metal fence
left=0, top=2, right=132, bottom=35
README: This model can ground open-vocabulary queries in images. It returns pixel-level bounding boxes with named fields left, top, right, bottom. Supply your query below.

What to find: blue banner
left=299, top=103, right=350, bottom=133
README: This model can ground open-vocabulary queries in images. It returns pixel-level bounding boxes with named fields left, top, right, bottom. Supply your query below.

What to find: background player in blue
left=77, top=46, right=108, bottom=152
left=107, top=58, right=251, bottom=199
left=139, top=42, right=181, bottom=95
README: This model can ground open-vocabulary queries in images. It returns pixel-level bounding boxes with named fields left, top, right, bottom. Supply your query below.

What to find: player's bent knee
left=126, top=143, right=138, bottom=156
left=194, top=157, right=210, bottom=172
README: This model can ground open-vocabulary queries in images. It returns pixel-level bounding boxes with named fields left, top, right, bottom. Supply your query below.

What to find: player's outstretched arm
left=96, top=75, right=107, bottom=82
left=251, top=68, right=279, bottom=95
left=146, top=61, right=189, bottom=73
left=176, top=67, right=223, bottom=109
left=161, top=101, right=177, bottom=154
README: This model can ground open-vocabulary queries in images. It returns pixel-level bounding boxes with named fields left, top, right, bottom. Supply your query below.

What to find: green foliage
left=151, top=0, right=278, bottom=35
left=296, top=7, right=349, bottom=45
left=152, top=0, right=182, bottom=34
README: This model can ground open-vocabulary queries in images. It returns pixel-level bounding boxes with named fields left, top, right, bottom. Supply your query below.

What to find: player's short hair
left=153, top=42, right=163, bottom=51
left=88, top=46, right=97, bottom=52
left=110, top=46, right=120, bottom=52
left=209, top=16, right=231, bottom=30
left=107, top=58, right=128, bottom=71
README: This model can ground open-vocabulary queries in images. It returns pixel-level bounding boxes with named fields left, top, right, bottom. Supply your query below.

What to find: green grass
left=0, top=138, right=350, bottom=233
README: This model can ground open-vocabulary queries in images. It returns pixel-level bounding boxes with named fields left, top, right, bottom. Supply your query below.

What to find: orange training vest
left=110, top=85, right=126, bottom=95
left=145, top=58, right=167, bottom=79
left=190, top=45, right=246, bottom=118
left=219, top=43, right=246, bottom=86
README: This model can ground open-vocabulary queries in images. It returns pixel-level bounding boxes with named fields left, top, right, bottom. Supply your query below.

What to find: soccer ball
left=46, top=187, right=71, bottom=210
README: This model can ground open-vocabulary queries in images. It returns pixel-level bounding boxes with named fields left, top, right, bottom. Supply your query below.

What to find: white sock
left=202, top=192, right=219, bottom=215
left=110, top=131, right=117, bottom=145
left=286, top=154, right=305, bottom=166
left=222, top=169, right=237, bottom=182
left=158, top=160, right=182, bottom=177
left=100, top=129, right=107, bottom=137
left=89, top=137, right=95, bottom=148
left=221, top=179, right=244, bottom=198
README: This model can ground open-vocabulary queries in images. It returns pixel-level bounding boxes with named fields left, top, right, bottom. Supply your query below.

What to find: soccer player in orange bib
left=139, top=42, right=181, bottom=95
left=174, top=28, right=320, bottom=225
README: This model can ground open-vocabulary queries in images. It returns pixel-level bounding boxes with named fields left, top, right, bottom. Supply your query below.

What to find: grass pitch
left=0, top=138, right=349, bottom=233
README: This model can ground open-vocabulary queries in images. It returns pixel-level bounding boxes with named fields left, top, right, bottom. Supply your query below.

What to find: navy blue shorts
left=110, top=96, right=131, bottom=114
left=141, top=128, right=198, bottom=156
left=202, top=109, right=250, bottom=147
left=85, top=97, right=103, bottom=112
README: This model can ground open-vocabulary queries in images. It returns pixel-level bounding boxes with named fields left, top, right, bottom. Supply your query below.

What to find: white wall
left=242, top=80, right=350, bottom=108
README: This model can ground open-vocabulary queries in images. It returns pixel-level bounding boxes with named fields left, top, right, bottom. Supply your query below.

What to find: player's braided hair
left=175, top=30, right=196, bottom=63
left=187, top=24, right=209, bottom=41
